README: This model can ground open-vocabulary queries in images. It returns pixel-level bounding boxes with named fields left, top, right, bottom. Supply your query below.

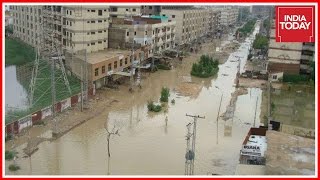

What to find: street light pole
left=215, top=86, right=223, bottom=145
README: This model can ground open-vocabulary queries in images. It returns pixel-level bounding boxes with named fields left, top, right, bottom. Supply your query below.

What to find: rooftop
left=265, top=131, right=315, bottom=175
left=77, top=49, right=131, bottom=64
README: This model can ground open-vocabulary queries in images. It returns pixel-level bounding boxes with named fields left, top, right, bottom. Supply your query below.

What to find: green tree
left=160, top=87, right=170, bottom=102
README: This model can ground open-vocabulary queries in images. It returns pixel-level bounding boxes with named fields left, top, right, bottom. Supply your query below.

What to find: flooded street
left=6, top=23, right=262, bottom=175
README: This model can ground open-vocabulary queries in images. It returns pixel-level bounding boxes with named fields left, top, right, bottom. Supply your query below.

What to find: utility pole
left=185, top=122, right=193, bottom=175
left=216, top=93, right=223, bottom=145
left=185, top=114, right=205, bottom=175
left=253, top=95, right=258, bottom=127
left=104, top=122, right=120, bottom=158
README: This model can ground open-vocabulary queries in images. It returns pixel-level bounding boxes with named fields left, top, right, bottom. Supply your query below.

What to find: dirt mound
left=176, top=82, right=203, bottom=98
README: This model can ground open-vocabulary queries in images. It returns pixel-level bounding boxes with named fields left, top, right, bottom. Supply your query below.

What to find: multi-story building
left=251, top=5, right=272, bottom=19
left=5, top=10, right=13, bottom=26
left=109, top=15, right=176, bottom=54
left=11, top=5, right=110, bottom=53
left=268, top=19, right=315, bottom=77
left=141, top=6, right=161, bottom=16
left=208, top=9, right=221, bottom=35
left=109, top=6, right=141, bottom=18
left=161, top=7, right=210, bottom=45
left=219, top=7, right=239, bottom=26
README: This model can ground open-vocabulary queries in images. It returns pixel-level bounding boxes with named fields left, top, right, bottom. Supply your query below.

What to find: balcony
left=302, top=45, right=315, bottom=52
left=301, top=55, right=314, bottom=61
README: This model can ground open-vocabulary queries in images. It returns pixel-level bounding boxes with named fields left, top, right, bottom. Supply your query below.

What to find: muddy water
left=6, top=23, right=261, bottom=175
left=5, top=65, right=30, bottom=113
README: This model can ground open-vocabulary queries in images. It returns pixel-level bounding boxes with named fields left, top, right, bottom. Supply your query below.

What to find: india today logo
left=276, top=6, right=315, bottom=42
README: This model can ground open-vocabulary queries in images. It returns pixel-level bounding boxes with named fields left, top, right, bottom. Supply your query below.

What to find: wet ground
left=5, top=22, right=263, bottom=175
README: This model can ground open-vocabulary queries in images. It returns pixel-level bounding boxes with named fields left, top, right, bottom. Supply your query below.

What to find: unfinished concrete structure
left=11, top=5, right=110, bottom=53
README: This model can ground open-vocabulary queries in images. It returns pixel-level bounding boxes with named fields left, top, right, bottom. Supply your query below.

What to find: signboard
left=241, top=145, right=262, bottom=157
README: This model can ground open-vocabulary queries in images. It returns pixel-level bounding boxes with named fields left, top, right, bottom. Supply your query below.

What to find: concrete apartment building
left=219, top=7, right=239, bottom=26
left=208, top=9, right=221, bottom=36
left=109, top=15, right=176, bottom=54
left=268, top=19, right=315, bottom=78
left=11, top=5, right=110, bottom=53
left=109, top=6, right=141, bottom=18
left=141, top=6, right=161, bottom=16
left=161, top=7, right=210, bottom=45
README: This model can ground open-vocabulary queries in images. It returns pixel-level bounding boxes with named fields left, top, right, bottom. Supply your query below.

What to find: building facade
left=141, top=6, right=161, bottom=16
left=267, top=19, right=315, bottom=75
left=161, top=8, right=210, bottom=45
left=219, top=7, right=239, bottom=26
left=109, top=6, right=141, bottom=18
left=11, top=5, right=110, bottom=53
left=109, top=16, right=176, bottom=54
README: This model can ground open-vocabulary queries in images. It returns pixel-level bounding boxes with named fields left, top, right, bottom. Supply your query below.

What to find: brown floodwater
left=5, top=23, right=263, bottom=176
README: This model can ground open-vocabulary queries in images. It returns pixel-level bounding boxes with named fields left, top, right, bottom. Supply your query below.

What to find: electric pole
left=104, top=122, right=120, bottom=158
left=253, top=95, right=258, bottom=127
left=184, top=114, right=205, bottom=175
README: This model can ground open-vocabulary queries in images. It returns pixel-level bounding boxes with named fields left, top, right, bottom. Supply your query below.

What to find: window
left=98, top=20, right=102, bottom=23
left=272, top=75, right=277, bottom=80
left=91, top=10, right=96, bottom=12
left=91, top=32, right=95, bottom=34
left=125, top=58, right=128, bottom=65
left=87, top=21, right=90, bottom=23
left=70, top=11, right=72, bottom=15
left=120, top=59, right=123, bottom=66
left=133, top=9, right=136, bottom=12
left=67, top=21, right=69, bottom=25
left=126, top=9, right=129, bottom=11
left=104, top=30, right=106, bottom=32
left=70, top=22, right=72, bottom=26
left=98, top=10, right=102, bottom=16
left=67, top=10, right=69, bottom=14
left=149, top=6, right=152, bottom=9
left=104, top=20, right=106, bottom=22
left=95, top=68, right=99, bottom=76
left=91, top=42, right=95, bottom=45
left=127, top=32, right=129, bottom=36
left=108, top=63, right=112, bottom=71
left=98, top=31, right=102, bottom=33
left=98, top=41, right=102, bottom=44
left=114, top=61, right=117, bottom=69
left=102, top=66, right=105, bottom=73
left=145, top=31, right=147, bottom=35
left=134, top=32, right=136, bottom=35
left=91, top=21, right=95, bottom=23
left=88, top=10, right=90, bottom=12
left=87, top=32, right=90, bottom=35
left=172, top=15, right=175, bottom=18
left=87, top=44, right=90, bottom=46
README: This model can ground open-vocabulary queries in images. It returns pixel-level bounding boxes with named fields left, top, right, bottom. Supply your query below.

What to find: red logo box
left=276, top=6, right=315, bottom=42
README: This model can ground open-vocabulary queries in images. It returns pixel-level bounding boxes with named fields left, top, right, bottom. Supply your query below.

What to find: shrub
left=171, top=99, right=175, bottom=104
left=160, top=87, right=170, bottom=102
left=5, top=134, right=13, bottom=142
left=157, top=64, right=171, bottom=70
left=283, top=74, right=310, bottom=83
left=5, top=151, right=16, bottom=160
left=8, top=164, right=20, bottom=171
left=147, top=101, right=162, bottom=112
left=253, top=34, right=268, bottom=49
left=190, top=55, right=219, bottom=78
